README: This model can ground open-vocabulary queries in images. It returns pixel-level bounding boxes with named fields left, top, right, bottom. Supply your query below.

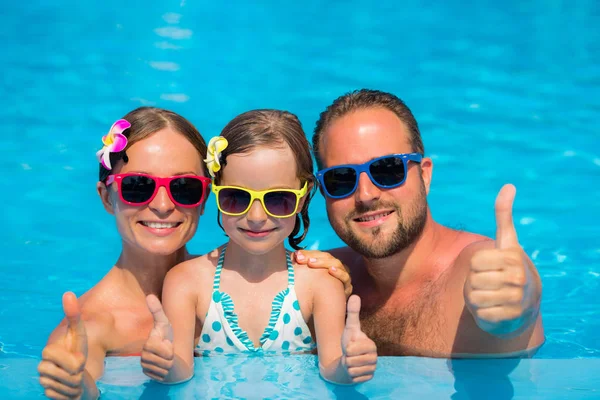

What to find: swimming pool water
left=2, top=355, right=599, bottom=399
left=1, top=0, right=599, bottom=397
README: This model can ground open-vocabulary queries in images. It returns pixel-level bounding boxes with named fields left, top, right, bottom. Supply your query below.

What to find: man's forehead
left=319, top=108, right=413, bottom=165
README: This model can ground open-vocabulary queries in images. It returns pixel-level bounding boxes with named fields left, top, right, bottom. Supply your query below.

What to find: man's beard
left=329, top=183, right=428, bottom=259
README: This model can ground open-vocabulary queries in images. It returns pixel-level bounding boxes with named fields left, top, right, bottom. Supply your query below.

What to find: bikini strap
left=286, top=251, right=295, bottom=287
left=213, top=244, right=227, bottom=291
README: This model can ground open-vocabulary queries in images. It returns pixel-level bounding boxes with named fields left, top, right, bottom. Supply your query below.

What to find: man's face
left=318, top=107, right=433, bottom=259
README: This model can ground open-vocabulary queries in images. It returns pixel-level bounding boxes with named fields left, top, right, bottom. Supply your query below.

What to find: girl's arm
left=141, top=265, right=200, bottom=384
left=311, top=271, right=377, bottom=385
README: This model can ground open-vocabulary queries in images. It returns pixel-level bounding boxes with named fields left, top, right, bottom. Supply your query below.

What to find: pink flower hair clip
left=96, top=119, right=130, bottom=170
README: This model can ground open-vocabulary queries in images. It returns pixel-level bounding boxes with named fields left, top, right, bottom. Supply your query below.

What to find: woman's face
left=98, top=127, right=206, bottom=256
left=218, top=145, right=306, bottom=255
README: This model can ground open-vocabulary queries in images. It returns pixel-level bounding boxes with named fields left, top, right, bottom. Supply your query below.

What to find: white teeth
left=141, top=222, right=179, bottom=229
left=357, top=212, right=391, bottom=222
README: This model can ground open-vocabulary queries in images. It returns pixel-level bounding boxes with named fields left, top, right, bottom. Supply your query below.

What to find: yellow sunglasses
left=212, top=182, right=308, bottom=218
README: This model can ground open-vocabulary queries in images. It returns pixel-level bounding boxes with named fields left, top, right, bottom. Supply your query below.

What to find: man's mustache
left=346, top=202, right=399, bottom=221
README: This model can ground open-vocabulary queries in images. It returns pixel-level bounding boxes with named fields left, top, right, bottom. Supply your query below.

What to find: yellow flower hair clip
left=204, top=136, right=229, bottom=178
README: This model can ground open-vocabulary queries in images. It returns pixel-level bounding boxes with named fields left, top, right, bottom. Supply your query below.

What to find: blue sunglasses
left=316, top=153, right=423, bottom=199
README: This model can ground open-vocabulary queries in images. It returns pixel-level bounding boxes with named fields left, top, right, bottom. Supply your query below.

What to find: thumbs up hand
left=38, top=292, right=87, bottom=399
left=341, top=295, right=377, bottom=383
left=62, top=291, right=88, bottom=359
left=141, top=295, right=175, bottom=381
left=465, top=184, right=534, bottom=334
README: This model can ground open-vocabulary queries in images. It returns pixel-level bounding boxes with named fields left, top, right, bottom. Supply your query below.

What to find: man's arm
left=453, top=185, right=544, bottom=354
left=459, top=240, right=542, bottom=338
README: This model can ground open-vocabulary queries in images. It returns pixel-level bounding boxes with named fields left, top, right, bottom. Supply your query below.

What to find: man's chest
left=357, top=283, right=455, bottom=357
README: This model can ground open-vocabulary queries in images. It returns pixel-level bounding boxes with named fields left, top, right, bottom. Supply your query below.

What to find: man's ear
left=419, top=157, right=433, bottom=195
left=97, top=181, right=115, bottom=215
left=318, top=184, right=325, bottom=197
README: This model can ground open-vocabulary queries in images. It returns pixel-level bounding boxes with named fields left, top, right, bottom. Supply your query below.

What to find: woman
left=37, top=107, right=211, bottom=400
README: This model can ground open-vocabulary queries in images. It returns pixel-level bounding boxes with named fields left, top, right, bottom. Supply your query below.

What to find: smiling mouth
left=239, top=228, right=278, bottom=234
left=139, top=221, right=182, bottom=229
left=353, top=211, right=394, bottom=222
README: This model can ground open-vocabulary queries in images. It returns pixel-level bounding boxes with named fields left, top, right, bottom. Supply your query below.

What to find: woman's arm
left=38, top=292, right=109, bottom=400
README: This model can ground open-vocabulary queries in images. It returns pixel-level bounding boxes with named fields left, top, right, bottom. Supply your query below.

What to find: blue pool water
left=2, top=356, right=599, bottom=399
left=1, top=0, right=599, bottom=398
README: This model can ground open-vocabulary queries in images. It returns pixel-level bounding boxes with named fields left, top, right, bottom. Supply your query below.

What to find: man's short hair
left=312, top=89, right=425, bottom=169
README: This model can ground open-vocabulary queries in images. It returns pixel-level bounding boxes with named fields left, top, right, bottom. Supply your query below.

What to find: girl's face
left=218, top=145, right=306, bottom=255
left=97, top=127, right=206, bottom=256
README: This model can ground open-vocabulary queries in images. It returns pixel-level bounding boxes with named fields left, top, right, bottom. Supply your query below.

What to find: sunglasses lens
left=120, top=175, right=156, bottom=204
left=323, top=167, right=357, bottom=197
left=170, top=177, right=204, bottom=205
left=369, top=157, right=406, bottom=187
left=218, top=188, right=251, bottom=214
left=264, top=191, right=298, bottom=216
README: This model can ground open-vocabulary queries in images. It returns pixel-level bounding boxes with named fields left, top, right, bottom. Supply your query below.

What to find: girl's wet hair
left=98, top=106, right=208, bottom=181
left=214, top=109, right=316, bottom=250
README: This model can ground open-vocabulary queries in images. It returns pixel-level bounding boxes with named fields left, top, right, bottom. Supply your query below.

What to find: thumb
left=495, top=184, right=519, bottom=249
left=345, top=295, right=362, bottom=333
left=146, top=294, right=173, bottom=342
left=62, top=292, right=86, bottom=355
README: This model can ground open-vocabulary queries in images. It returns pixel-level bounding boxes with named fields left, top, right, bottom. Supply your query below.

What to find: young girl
left=140, top=109, right=377, bottom=385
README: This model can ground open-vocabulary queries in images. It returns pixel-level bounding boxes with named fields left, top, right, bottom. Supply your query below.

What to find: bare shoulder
left=47, top=284, right=116, bottom=345
left=427, top=228, right=494, bottom=293
left=79, top=305, right=115, bottom=344
left=449, top=230, right=494, bottom=271
left=79, top=298, right=116, bottom=326
left=294, top=261, right=344, bottom=292
left=77, top=280, right=119, bottom=324
left=428, top=229, right=493, bottom=311
left=459, top=231, right=494, bottom=251
left=165, top=247, right=221, bottom=286
left=327, top=246, right=357, bottom=263
left=323, top=246, right=363, bottom=275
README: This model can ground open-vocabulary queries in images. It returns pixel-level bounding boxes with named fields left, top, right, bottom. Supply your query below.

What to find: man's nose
left=355, top=172, right=381, bottom=205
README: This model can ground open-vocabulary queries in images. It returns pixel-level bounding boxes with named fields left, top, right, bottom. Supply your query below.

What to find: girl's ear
left=297, top=181, right=314, bottom=213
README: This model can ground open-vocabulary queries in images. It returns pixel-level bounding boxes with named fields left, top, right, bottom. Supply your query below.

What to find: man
left=299, top=89, right=543, bottom=357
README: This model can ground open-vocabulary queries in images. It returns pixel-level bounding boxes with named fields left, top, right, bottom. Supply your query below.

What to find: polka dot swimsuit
left=196, top=246, right=315, bottom=355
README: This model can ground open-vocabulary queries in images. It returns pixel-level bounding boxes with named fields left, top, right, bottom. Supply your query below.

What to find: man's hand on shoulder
left=293, top=249, right=353, bottom=298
